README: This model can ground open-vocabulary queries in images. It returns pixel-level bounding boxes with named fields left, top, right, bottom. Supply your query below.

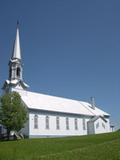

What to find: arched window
left=17, top=67, right=20, bottom=77
left=102, top=123, right=105, bottom=129
left=96, top=122, right=99, bottom=129
left=66, top=117, right=69, bottom=130
left=34, top=115, right=38, bottom=129
left=46, top=116, right=49, bottom=129
left=56, top=116, right=60, bottom=130
left=75, top=118, right=78, bottom=130
left=9, top=68, right=12, bottom=78
left=83, top=118, right=86, bottom=130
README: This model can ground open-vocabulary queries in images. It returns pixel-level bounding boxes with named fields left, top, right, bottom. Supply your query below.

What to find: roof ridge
left=20, top=89, right=85, bottom=103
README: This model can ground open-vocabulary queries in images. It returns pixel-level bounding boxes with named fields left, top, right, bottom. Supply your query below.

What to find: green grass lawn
left=0, top=132, right=120, bottom=160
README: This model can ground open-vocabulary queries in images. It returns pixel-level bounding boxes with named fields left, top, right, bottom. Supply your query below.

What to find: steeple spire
left=12, top=21, right=21, bottom=60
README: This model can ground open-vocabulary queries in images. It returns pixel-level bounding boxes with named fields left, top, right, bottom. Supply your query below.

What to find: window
left=9, top=68, right=12, bottom=78
left=17, top=67, right=20, bottom=77
left=75, top=118, right=78, bottom=130
left=46, top=116, right=49, bottom=129
left=34, top=115, right=38, bottom=129
left=96, top=122, right=99, bottom=129
left=56, top=116, right=60, bottom=130
left=83, top=118, right=86, bottom=130
left=102, top=123, right=105, bottom=129
left=66, top=117, right=69, bottom=130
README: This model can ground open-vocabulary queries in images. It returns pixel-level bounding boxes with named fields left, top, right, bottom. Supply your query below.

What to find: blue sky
left=0, top=0, right=120, bottom=129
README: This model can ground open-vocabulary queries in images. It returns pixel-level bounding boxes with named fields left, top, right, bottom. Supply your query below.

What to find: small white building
left=2, top=24, right=111, bottom=138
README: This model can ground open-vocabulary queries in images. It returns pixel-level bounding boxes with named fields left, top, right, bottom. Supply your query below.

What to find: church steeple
left=9, top=22, right=22, bottom=81
left=12, top=21, right=21, bottom=60
left=2, top=22, right=29, bottom=93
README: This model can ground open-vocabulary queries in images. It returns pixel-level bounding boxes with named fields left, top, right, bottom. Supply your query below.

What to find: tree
left=0, top=92, right=27, bottom=140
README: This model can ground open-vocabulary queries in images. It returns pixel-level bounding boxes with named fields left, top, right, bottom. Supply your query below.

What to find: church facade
left=2, top=25, right=111, bottom=138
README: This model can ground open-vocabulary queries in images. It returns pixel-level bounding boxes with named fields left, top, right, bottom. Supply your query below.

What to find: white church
left=1, top=24, right=111, bottom=138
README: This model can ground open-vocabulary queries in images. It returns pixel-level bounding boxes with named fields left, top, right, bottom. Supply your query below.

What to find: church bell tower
left=2, top=22, right=29, bottom=93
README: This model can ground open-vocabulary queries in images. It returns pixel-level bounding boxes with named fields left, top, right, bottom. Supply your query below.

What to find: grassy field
left=0, top=132, right=120, bottom=160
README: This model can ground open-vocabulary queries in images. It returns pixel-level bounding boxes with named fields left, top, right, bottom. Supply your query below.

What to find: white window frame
left=56, top=116, right=60, bottom=130
left=83, top=118, right=86, bottom=130
left=66, top=117, right=69, bottom=130
left=102, top=122, right=105, bottom=129
left=46, top=116, right=49, bottom=129
left=34, top=114, right=38, bottom=129
left=96, top=122, right=99, bottom=129
left=75, top=118, right=78, bottom=130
